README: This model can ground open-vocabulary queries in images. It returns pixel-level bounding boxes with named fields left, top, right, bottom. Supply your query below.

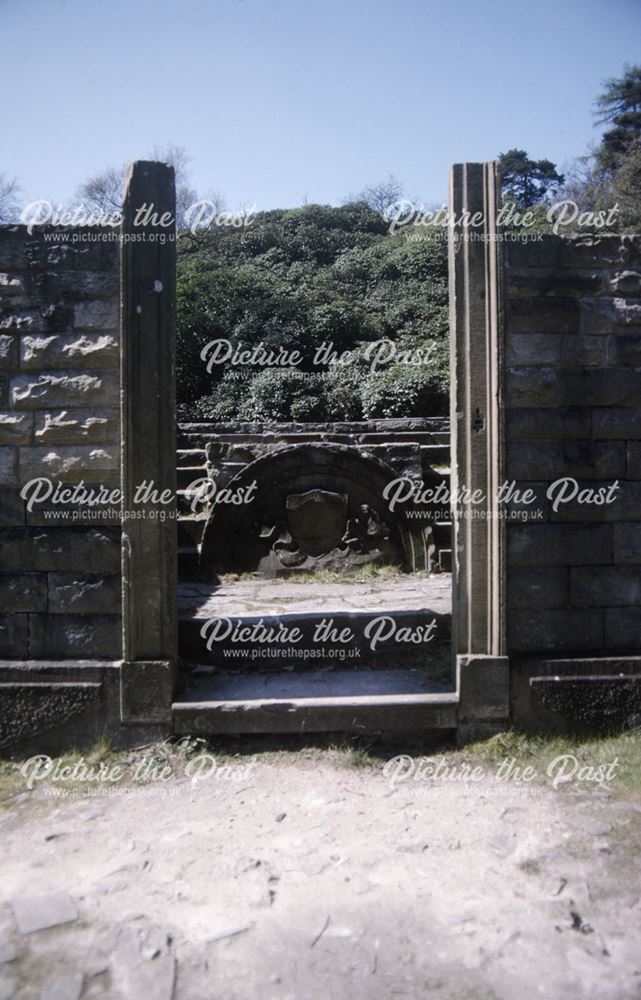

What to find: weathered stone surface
left=506, top=367, right=641, bottom=408
left=20, top=333, right=119, bottom=370
left=508, top=297, right=579, bottom=334
left=0, top=411, right=32, bottom=445
left=613, top=523, right=641, bottom=564
left=506, top=334, right=604, bottom=367
left=0, top=374, right=7, bottom=407
left=610, top=269, right=641, bottom=295
left=120, top=660, right=174, bottom=723
left=0, top=334, right=17, bottom=370
left=0, top=573, right=46, bottom=612
left=34, top=408, right=118, bottom=445
left=25, top=267, right=118, bottom=300
left=73, top=300, right=119, bottom=331
left=10, top=371, right=119, bottom=410
left=0, top=447, right=17, bottom=485
left=0, top=490, right=24, bottom=527
left=605, top=608, right=641, bottom=651
left=48, top=573, right=120, bottom=614
left=41, top=973, right=84, bottom=1000
left=18, top=444, right=118, bottom=483
left=11, top=891, right=78, bottom=934
left=606, top=334, right=641, bottom=366
left=0, top=527, right=121, bottom=572
left=571, top=565, right=641, bottom=607
left=547, top=481, right=641, bottom=523
left=581, top=297, right=641, bottom=335
left=508, top=608, right=604, bottom=653
left=0, top=613, right=28, bottom=656
left=507, top=440, right=625, bottom=480
left=507, top=407, right=592, bottom=441
left=0, top=678, right=104, bottom=749
left=29, top=614, right=121, bottom=658
left=507, top=524, right=612, bottom=567
left=593, top=408, right=641, bottom=439
left=628, top=443, right=641, bottom=478
left=507, top=567, right=568, bottom=608
left=507, top=268, right=603, bottom=297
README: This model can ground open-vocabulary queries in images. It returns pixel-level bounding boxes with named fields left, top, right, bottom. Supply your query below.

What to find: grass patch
left=226, top=564, right=416, bottom=585
left=454, top=728, right=641, bottom=797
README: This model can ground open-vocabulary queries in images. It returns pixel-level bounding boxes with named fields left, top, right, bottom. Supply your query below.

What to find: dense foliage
left=176, top=203, right=449, bottom=421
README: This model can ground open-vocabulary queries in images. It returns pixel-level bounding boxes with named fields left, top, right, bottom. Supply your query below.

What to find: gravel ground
left=1, top=739, right=640, bottom=1000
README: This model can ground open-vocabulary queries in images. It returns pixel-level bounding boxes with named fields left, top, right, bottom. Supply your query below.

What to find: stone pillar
left=120, top=161, right=177, bottom=724
left=448, top=162, right=509, bottom=736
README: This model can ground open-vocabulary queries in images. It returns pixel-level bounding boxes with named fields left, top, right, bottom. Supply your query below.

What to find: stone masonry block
left=506, top=367, right=641, bottom=408
left=0, top=573, right=47, bottom=612
left=20, top=334, right=119, bottom=370
left=508, top=608, right=604, bottom=653
left=507, top=440, right=625, bottom=480
left=507, top=269, right=603, bottom=297
left=593, top=409, right=641, bottom=440
left=10, top=371, right=119, bottom=410
left=29, top=613, right=121, bottom=659
left=48, top=573, right=120, bottom=614
left=0, top=334, right=18, bottom=370
left=506, top=334, right=604, bottom=366
left=73, top=300, right=119, bottom=331
left=628, top=443, right=641, bottom=478
left=507, top=524, right=612, bottom=567
left=508, top=297, right=579, bottom=334
left=0, top=447, right=17, bottom=485
left=507, top=407, right=592, bottom=441
left=0, top=412, right=33, bottom=446
left=18, top=445, right=118, bottom=484
left=0, top=527, right=121, bottom=572
left=613, top=523, right=641, bottom=564
left=0, top=490, right=25, bottom=527
left=507, top=567, right=569, bottom=608
left=0, top=613, right=29, bottom=657
left=34, top=408, right=118, bottom=445
left=570, top=565, right=641, bottom=607
left=548, top=481, right=641, bottom=523
left=604, top=609, right=641, bottom=652
left=581, top=297, right=641, bottom=335
left=606, top=335, right=641, bottom=366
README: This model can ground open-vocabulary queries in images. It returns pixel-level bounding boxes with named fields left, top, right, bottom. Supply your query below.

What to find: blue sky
left=1, top=0, right=640, bottom=210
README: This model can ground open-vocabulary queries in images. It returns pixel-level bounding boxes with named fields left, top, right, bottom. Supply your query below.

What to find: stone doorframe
left=448, top=162, right=510, bottom=734
left=118, top=160, right=511, bottom=731
left=119, top=161, right=178, bottom=725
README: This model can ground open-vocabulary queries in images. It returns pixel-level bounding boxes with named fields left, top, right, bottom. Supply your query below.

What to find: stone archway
left=199, top=441, right=446, bottom=578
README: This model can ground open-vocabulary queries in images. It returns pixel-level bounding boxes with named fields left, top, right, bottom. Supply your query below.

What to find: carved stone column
left=448, top=162, right=509, bottom=734
left=120, top=161, right=177, bottom=724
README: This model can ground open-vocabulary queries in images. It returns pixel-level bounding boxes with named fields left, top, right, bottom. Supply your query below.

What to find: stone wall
left=176, top=418, right=452, bottom=578
left=0, top=226, right=121, bottom=660
left=505, top=234, right=641, bottom=659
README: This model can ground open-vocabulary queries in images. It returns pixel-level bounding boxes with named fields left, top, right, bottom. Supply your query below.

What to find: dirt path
left=1, top=742, right=640, bottom=1000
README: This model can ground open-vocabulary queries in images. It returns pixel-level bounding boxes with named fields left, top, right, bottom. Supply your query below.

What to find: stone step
left=177, top=448, right=207, bottom=467
left=179, top=608, right=451, bottom=675
left=177, top=466, right=208, bottom=490
left=172, top=668, right=458, bottom=734
left=177, top=516, right=207, bottom=548
left=178, top=547, right=202, bottom=579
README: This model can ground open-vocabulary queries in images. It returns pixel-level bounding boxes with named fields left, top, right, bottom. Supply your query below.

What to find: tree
left=595, top=64, right=641, bottom=172
left=76, top=144, right=203, bottom=226
left=356, top=174, right=404, bottom=215
left=499, top=149, right=564, bottom=208
left=610, top=136, right=641, bottom=231
left=0, top=172, right=20, bottom=223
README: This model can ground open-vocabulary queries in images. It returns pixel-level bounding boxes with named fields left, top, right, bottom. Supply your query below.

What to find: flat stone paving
left=178, top=572, right=452, bottom=618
